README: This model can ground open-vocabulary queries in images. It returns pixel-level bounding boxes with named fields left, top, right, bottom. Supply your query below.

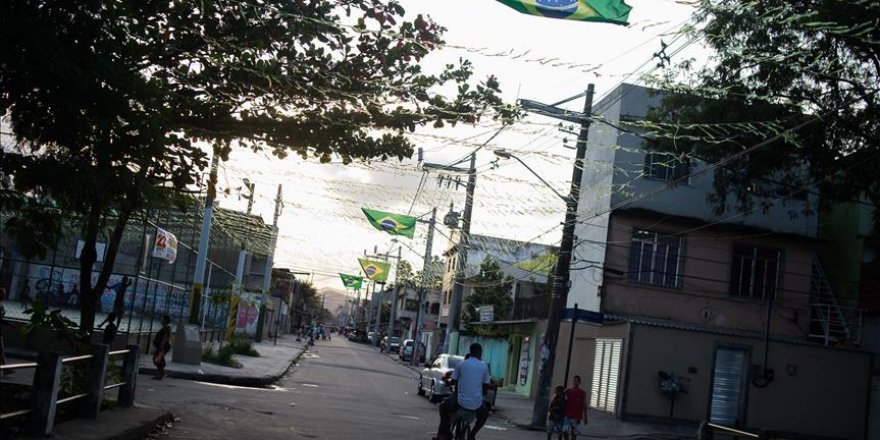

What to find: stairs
left=809, top=258, right=857, bottom=345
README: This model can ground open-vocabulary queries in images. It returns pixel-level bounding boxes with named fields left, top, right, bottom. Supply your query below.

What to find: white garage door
left=590, top=339, right=622, bottom=413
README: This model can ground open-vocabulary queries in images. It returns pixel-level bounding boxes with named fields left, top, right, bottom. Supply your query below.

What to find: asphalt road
left=137, top=336, right=541, bottom=440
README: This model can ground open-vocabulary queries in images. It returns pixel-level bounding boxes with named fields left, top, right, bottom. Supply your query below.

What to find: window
left=627, top=229, right=682, bottom=288
left=644, top=152, right=690, bottom=182
left=730, top=244, right=781, bottom=300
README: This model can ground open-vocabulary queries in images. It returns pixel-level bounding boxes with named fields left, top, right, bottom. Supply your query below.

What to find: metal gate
left=590, top=339, right=622, bottom=413
left=709, top=346, right=749, bottom=426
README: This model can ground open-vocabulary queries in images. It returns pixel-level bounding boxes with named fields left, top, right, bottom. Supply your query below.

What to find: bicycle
left=451, top=407, right=477, bottom=440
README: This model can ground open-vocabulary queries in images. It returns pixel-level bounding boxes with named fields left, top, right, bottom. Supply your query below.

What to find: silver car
left=417, top=354, right=499, bottom=408
left=417, top=354, right=464, bottom=403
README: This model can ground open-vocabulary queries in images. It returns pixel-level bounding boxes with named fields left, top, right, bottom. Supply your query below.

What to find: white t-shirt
left=453, top=357, right=491, bottom=410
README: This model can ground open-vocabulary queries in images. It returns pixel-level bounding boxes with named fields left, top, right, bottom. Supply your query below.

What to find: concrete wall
left=625, top=324, right=870, bottom=439
left=607, top=85, right=818, bottom=237
left=551, top=321, right=631, bottom=412
left=568, top=84, right=621, bottom=315
left=602, top=213, right=813, bottom=336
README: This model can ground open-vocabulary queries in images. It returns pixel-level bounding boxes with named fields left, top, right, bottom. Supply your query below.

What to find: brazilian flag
left=495, top=0, right=632, bottom=25
left=359, top=258, right=391, bottom=283
left=339, top=273, right=363, bottom=290
left=362, top=208, right=416, bottom=239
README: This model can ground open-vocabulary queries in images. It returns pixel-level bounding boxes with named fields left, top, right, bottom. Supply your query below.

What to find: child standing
left=547, top=385, right=566, bottom=440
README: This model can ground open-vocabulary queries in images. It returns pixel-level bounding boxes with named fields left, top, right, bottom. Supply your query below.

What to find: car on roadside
left=348, top=329, right=368, bottom=343
left=380, top=336, right=401, bottom=353
left=417, top=353, right=498, bottom=409
left=398, top=339, right=426, bottom=363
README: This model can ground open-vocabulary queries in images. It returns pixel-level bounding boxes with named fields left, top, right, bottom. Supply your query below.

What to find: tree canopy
left=646, top=0, right=879, bottom=223
left=463, top=257, right=513, bottom=332
left=0, top=0, right=514, bottom=332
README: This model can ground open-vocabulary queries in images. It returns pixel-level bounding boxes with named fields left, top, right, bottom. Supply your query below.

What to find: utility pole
left=411, top=207, right=436, bottom=366
left=365, top=246, right=394, bottom=344
left=256, top=184, right=283, bottom=343
left=389, top=247, right=402, bottom=338
left=189, top=149, right=219, bottom=325
left=531, top=85, right=594, bottom=426
left=424, top=153, right=476, bottom=355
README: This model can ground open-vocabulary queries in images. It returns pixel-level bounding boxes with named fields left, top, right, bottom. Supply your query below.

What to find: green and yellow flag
left=339, top=273, right=364, bottom=290
left=362, top=208, right=416, bottom=239
left=495, top=0, right=632, bottom=25
left=358, top=258, right=391, bottom=283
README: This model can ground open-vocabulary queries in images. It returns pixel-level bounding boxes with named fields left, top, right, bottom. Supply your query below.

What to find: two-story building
left=439, top=232, right=557, bottom=395
left=555, top=84, right=870, bottom=439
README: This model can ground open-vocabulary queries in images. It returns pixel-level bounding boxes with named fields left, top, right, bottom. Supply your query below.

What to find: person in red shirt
left=563, top=375, right=588, bottom=439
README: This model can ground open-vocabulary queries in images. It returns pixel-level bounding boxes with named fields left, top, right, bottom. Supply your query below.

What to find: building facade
left=557, top=84, right=870, bottom=439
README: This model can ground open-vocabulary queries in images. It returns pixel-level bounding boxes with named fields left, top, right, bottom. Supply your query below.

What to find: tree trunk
left=78, top=196, right=136, bottom=334
left=78, top=203, right=102, bottom=333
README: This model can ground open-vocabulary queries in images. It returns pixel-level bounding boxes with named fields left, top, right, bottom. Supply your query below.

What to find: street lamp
left=493, top=149, right=570, bottom=203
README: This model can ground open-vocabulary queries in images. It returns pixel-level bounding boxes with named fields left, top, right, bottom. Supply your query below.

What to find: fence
left=0, top=344, right=140, bottom=436
left=0, top=201, right=272, bottom=334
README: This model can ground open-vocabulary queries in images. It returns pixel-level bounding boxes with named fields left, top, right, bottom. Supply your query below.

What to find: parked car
left=380, top=336, right=401, bottom=353
left=348, top=329, right=367, bottom=343
left=417, top=354, right=498, bottom=408
left=398, top=339, right=426, bottom=363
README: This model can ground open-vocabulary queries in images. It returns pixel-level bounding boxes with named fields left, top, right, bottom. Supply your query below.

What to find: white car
left=417, top=354, right=497, bottom=408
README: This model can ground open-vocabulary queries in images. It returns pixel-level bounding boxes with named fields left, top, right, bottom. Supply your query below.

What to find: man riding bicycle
left=434, top=343, right=490, bottom=440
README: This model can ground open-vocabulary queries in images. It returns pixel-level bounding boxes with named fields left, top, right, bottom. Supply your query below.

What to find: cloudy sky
left=212, top=0, right=701, bottom=311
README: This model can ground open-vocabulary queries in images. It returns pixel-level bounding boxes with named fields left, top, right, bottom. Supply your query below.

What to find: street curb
left=111, top=411, right=175, bottom=440
left=137, top=345, right=308, bottom=387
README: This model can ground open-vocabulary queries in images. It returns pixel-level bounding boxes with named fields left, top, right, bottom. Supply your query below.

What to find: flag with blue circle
left=495, top=0, right=632, bottom=25
left=358, top=258, right=391, bottom=283
left=339, top=273, right=363, bottom=290
left=362, top=208, right=417, bottom=239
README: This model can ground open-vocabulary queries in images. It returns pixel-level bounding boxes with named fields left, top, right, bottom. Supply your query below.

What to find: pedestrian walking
left=562, top=375, right=588, bottom=440
left=547, top=385, right=566, bottom=440
left=67, top=284, right=80, bottom=307
left=101, top=312, right=118, bottom=346
left=152, top=315, right=172, bottom=380
left=107, top=276, right=132, bottom=327
left=52, top=283, right=63, bottom=307
left=18, top=279, right=31, bottom=309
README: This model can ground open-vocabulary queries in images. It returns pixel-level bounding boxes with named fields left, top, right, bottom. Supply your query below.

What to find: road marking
left=301, top=383, right=319, bottom=387
left=483, top=425, right=507, bottom=431
left=398, top=414, right=420, bottom=420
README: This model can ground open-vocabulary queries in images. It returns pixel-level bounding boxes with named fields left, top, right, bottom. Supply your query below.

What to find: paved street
left=137, top=336, right=540, bottom=440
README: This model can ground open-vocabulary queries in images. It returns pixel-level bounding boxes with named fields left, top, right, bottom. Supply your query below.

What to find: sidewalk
left=492, top=391, right=696, bottom=439
left=2, top=335, right=307, bottom=440
left=138, top=335, right=308, bottom=387
left=379, top=346, right=695, bottom=439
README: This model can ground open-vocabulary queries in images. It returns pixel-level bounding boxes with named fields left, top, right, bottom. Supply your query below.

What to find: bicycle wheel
left=452, top=418, right=471, bottom=440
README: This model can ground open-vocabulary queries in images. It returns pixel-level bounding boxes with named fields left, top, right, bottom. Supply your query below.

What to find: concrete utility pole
left=366, top=245, right=403, bottom=343
left=424, top=154, right=476, bottom=355
left=189, top=150, right=220, bottom=325
left=389, top=247, right=402, bottom=337
left=411, top=207, right=436, bottom=366
left=530, top=85, right=595, bottom=426
left=256, top=184, right=283, bottom=343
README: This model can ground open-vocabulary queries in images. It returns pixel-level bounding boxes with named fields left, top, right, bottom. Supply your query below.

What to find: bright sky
left=213, top=0, right=702, bottom=310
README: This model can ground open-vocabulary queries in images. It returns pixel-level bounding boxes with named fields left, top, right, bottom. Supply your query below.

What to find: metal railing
left=0, top=344, right=140, bottom=436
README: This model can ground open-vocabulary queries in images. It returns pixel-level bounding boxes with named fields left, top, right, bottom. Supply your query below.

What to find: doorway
left=709, top=346, right=749, bottom=426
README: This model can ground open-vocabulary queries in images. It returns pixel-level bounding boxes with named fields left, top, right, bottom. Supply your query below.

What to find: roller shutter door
left=590, top=339, right=622, bottom=413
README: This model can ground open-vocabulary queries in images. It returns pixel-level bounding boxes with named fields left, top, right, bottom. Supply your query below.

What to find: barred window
left=627, top=229, right=682, bottom=288
left=644, top=152, right=690, bottom=182
left=730, top=244, right=781, bottom=300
